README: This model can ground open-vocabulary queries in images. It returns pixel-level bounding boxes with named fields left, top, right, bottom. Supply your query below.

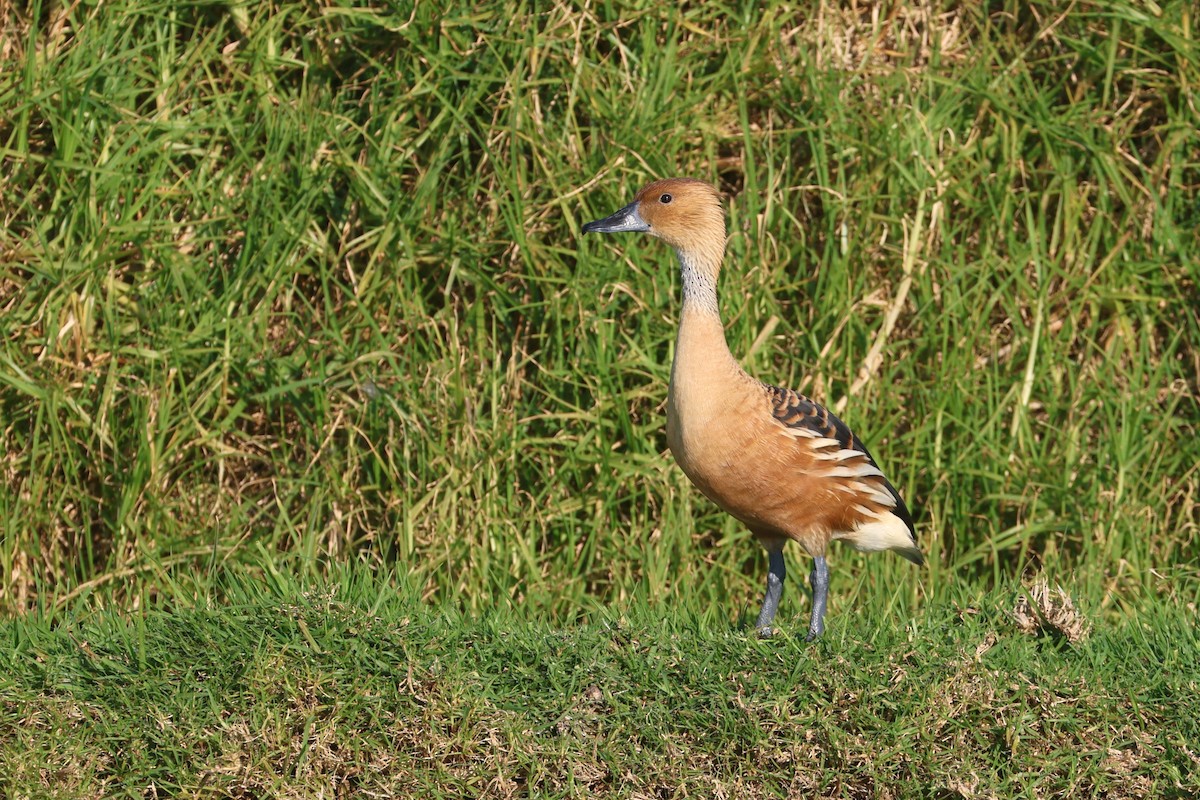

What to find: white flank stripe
left=823, top=466, right=856, bottom=478
left=853, top=462, right=884, bottom=478
left=867, top=485, right=896, bottom=507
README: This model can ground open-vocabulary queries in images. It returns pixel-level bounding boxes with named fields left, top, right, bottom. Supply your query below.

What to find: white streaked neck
left=678, top=251, right=720, bottom=316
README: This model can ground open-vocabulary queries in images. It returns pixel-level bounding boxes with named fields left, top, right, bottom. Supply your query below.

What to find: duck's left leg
left=806, top=555, right=829, bottom=641
left=755, top=543, right=786, bottom=635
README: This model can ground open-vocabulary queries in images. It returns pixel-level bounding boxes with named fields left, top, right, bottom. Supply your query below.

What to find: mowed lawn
left=4, top=571, right=1199, bottom=797
left=1, top=0, right=1198, bottom=797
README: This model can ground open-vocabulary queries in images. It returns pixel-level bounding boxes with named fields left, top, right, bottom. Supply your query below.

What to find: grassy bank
left=3, top=568, right=1198, bottom=798
left=2, top=7, right=1200, bottom=794
left=3, top=0, right=1197, bottom=620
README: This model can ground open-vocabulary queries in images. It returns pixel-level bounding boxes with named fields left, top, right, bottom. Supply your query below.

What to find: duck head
left=582, top=178, right=726, bottom=272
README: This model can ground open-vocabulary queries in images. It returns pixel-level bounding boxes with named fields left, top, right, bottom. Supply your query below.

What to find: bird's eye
left=660, top=193, right=673, bottom=204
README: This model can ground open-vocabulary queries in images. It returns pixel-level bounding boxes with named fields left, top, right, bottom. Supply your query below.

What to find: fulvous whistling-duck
left=582, top=177, right=923, bottom=640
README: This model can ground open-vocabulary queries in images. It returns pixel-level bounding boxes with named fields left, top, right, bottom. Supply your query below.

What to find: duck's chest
left=666, top=362, right=773, bottom=504
left=663, top=307, right=781, bottom=506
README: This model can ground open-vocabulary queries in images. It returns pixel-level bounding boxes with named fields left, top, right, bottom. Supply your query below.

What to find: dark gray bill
left=581, top=201, right=649, bottom=234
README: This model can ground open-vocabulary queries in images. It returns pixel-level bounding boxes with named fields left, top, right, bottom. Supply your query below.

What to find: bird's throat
left=678, top=251, right=720, bottom=316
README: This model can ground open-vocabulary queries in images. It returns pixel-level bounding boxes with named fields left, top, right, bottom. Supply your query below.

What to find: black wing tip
left=886, top=480, right=917, bottom=535
left=883, top=480, right=924, bottom=566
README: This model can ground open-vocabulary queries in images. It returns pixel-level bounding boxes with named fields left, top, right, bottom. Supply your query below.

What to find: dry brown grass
left=1013, top=576, right=1092, bottom=643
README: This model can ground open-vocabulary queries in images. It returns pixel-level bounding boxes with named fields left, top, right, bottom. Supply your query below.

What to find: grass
left=3, top=568, right=1198, bottom=798
left=1, top=0, right=1199, bottom=794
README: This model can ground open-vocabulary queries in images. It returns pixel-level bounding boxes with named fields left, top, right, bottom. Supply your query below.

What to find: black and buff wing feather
left=765, top=384, right=917, bottom=538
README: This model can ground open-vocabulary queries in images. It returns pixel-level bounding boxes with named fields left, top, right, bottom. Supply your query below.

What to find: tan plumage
left=582, top=177, right=923, bottom=639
